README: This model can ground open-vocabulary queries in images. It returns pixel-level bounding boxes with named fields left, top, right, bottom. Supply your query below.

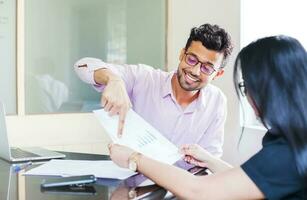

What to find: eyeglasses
left=184, top=52, right=217, bottom=75
left=238, top=81, right=247, bottom=97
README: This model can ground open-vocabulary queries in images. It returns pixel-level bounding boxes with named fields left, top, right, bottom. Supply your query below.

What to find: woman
left=109, top=36, right=307, bottom=199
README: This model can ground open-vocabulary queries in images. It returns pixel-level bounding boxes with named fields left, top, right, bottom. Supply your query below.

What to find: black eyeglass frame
left=238, top=81, right=247, bottom=97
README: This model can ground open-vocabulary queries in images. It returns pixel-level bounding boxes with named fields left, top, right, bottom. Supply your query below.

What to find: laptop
left=0, top=102, right=65, bottom=162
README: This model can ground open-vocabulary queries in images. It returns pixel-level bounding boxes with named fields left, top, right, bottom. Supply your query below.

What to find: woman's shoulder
left=241, top=132, right=305, bottom=199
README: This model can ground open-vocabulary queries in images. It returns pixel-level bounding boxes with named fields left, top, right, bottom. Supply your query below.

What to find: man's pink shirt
left=74, top=57, right=227, bottom=160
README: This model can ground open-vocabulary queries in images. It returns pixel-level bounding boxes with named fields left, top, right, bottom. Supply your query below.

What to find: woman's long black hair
left=234, top=36, right=307, bottom=181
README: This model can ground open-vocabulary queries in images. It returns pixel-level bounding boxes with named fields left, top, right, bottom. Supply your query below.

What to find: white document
left=93, top=109, right=182, bottom=165
left=24, top=160, right=136, bottom=180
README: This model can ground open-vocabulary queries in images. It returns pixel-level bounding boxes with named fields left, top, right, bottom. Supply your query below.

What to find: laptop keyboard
left=11, top=148, right=40, bottom=158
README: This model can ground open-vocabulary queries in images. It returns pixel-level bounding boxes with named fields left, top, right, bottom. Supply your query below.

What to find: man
left=74, top=23, right=233, bottom=160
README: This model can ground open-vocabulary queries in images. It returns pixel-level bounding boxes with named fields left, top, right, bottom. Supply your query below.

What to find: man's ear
left=212, top=69, right=224, bottom=80
left=179, top=48, right=185, bottom=61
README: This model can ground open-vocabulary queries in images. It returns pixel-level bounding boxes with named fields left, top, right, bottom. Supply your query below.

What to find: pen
left=13, top=161, right=33, bottom=173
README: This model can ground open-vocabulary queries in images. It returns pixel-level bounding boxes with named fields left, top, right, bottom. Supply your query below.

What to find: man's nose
left=191, top=63, right=201, bottom=76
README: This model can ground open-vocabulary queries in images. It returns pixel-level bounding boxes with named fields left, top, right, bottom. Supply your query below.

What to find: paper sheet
left=93, top=109, right=182, bottom=165
left=24, top=160, right=136, bottom=180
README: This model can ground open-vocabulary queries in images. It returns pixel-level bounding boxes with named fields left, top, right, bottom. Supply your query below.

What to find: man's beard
left=176, top=69, right=202, bottom=91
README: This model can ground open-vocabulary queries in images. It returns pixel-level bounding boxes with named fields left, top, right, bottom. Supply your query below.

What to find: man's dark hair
left=185, top=24, right=233, bottom=68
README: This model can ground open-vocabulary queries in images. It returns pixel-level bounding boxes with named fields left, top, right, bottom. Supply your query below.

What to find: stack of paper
left=24, top=160, right=136, bottom=180
left=93, top=109, right=182, bottom=165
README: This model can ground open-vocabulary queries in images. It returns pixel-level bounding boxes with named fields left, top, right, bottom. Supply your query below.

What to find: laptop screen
left=0, top=102, right=12, bottom=161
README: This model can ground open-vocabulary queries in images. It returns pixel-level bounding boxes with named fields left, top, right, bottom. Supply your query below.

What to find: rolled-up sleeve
left=74, top=57, right=132, bottom=92
left=74, top=57, right=152, bottom=97
left=74, top=57, right=107, bottom=85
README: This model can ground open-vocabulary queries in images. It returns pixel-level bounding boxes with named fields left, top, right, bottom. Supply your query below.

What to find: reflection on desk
left=0, top=151, right=208, bottom=200
left=0, top=162, right=17, bottom=200
left=0, top=152, right=170, bottom=200
left=40, top=185, right=97, bottom=196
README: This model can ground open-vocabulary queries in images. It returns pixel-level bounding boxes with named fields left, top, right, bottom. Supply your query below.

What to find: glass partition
left=25, top=0, right=166, bottom=114
left=0, top=0, right=17, bottom=114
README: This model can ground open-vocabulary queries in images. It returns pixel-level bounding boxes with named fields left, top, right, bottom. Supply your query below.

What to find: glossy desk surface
left=0, top=151, right=174, bottom=200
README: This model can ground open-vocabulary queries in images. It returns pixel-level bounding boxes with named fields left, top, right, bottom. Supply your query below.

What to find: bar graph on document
left=93, top=109, right=182, bottom=165
left=137, top=130, right=157, bottom=148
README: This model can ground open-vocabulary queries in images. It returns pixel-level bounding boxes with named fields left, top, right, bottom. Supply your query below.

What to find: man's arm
left=93, top=68, right=120, bottom=85
left=94, top=68, right=132, bottom=136
left=197, top=112, right=226, bottom=159
left=198, top=93, right=227, bottom=158
left=74, top=58, right=132, bottom=137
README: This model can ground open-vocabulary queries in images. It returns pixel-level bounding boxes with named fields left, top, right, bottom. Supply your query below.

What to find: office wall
left=0, top=0, right=17, bottom=114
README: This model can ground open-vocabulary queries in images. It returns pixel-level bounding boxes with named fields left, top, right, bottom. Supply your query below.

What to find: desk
left=0, top=152, right=172, bottom=200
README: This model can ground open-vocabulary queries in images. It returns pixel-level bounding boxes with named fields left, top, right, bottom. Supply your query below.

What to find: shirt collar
left=196, top=88, right=207, bottom=109
left=161, top=71, right=208, bottom=112
left=183, top=88, right=207, bottom=113
left=161, top=71, right=175, bottom=98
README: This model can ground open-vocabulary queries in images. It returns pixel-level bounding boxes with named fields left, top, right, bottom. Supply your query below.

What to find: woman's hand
left=180, top=144, right=214, bottom=168
left=108, top=143, right=135, bottom=168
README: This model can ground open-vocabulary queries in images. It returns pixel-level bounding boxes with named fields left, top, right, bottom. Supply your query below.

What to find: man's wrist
left=94, top=68, right=121, bottom=85
left=105, top=70, right=122, bottom=83
left=108, top=77, right=123, bottom=82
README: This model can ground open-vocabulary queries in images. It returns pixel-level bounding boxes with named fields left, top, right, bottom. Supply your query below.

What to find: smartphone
left=188, top=167, right=211, bottom=176
left=41, top=175, right=96, bottom=188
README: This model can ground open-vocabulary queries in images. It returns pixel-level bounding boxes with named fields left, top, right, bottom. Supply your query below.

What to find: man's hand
left=101, top=77, right=132, bottom=138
